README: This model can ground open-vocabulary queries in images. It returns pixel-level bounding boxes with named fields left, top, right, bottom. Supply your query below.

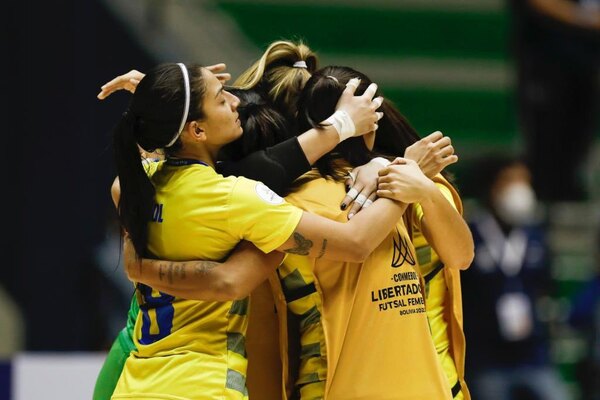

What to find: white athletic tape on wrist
left=325, top=110, right=356, bottom=142
left=371, top=157, right=391, bottom=168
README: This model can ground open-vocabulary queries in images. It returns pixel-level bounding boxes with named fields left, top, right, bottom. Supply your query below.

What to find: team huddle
left=94, top=40, right=475, bottom=400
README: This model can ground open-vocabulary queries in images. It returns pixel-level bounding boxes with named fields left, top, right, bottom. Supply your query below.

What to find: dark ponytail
left=112, top=63, right=206, bottom=256
left=113, top=111, right=155, bottom=256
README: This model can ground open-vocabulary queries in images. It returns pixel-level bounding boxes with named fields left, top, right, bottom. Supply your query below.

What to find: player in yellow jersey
left=95, top=41, right=400, bottom=400
left=110, top=62, right=434, bottom=400
left=100, top=39, right=471, bottom=399
left=342, top=84, right=473, bottom=399
left=230, top=48, right=471, bottom=399
left=289, top=65, right=472, bottom=399
left=123, top=65, right=473, bottom=399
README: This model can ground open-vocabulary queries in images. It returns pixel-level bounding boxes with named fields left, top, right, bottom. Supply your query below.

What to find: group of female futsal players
left=95, top=40, right=474, bottom=400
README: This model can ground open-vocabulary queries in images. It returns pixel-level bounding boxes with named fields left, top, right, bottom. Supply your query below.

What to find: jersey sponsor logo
left=255, top=182, right=284, bottom=205
left=391, top=229, right=416, bottom=268
left=367, top=230, right=425, bottom=315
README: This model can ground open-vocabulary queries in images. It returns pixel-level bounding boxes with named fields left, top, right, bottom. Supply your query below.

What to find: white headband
left=165, top=63, right=191, bottom=148
left=293, top=60, right=307, bottom=69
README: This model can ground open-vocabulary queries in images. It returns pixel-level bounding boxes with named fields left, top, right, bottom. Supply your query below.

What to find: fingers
left=99, top=76, right=126, bottom=92
left=97, top=76, right=140, bottom=99
left=378, top=181, right=396, bottom=191
left=347, top=176, right=378, bottom=218
left=390, top=157, right=408, bottom=166
left=205, top=63, right=227, bottom=73
left=344, top=171, right=357, bottom=190
left=362, top=192, right=378, bottom=209
left=377, top=174, right=395, bottom=185
left=439, top=154, right=459, bottom=170
left=342, top=77, right=361, bottom=97
left=431, top=135, right=451, bottom=149
left=97, top=85, right=118, bottom=100
left=214, top=73, right=232, bottom=83
left=376, top=180, right=398, bottom=200
left=347, top=193, right=368, bottom=219
left=376, top=189, right=394, bottom=199
left=361, top=83, right=378, bottom=100
left=347, top=186, right=378, bottom=218
left=341, top=185, right=361, bottom=210
left=423, top=130, right=444, bottom=142
left=372, top=96, right=384, bottom=110
left=205, top=63, right=231, bottom=83
left=380, top=159, right=409, bottom=177
left=438, top=144, right=455, bottom=158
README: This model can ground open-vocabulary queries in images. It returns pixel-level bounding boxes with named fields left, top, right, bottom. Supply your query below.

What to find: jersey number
left=137, top=283, right=175, bottom=345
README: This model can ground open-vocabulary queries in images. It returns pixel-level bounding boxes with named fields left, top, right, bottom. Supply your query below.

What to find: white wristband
left=371, top=157, right=391, bottom=168
left=324, top=110, right=356, bottom=142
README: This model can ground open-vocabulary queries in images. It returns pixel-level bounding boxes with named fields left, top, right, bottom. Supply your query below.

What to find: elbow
left=346, top=238, right=371, bottom=263
left=444, top=231, right=475, bottom=271
left=446, top=257, right=473, bottom=271
left=124, top=258, right=140, bottom=282
left=445, top=248, right=474, bottom=271
left=213, top=277, right=249, bottom=301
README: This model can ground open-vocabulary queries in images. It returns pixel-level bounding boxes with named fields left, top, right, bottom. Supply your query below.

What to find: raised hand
left=334, top=78, right=384, bottom=137
left=97, top=69, right=145, bottom=100
left=404, top=131, right=458, bottom=178
left=206, top=63, right=232, bottom=84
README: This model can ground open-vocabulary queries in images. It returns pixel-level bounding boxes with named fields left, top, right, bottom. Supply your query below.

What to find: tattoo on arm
left=158, top=262, right=167, bottom=282
left=193, top=261, right=219, bottom=276
left=158, top=262, right=187, bottom=284
left=283, top=232, right=313, bottom=256
left=155, top=260, right=218, bottom=283
left=317, top=239, right=328, bottom=259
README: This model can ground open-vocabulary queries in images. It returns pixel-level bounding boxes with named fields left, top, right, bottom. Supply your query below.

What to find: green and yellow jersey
left=112, top=160, right=302, bottom=400
left=268, top=170, right=451, bottom=400
left=412, top=175, right=470, bottom=400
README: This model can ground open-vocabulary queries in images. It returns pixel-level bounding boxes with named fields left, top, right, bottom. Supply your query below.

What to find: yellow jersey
left=112, top=160, right=302, bottom=400
left=412, top=175, right=470, bottom=400
left=281, top=171, right=451, bottom=400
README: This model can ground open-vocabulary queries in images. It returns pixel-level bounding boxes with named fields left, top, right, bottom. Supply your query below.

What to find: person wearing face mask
left=461, top=155, right=571, bottom=400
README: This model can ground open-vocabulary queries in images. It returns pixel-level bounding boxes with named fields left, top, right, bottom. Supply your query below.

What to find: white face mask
left=493, top=182, right=537, bottom=226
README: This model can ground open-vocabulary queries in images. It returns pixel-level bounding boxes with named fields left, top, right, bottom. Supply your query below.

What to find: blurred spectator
left=568, top=228, right=600, bottom=400
left=509, top=0, right=600, bottom=202
left=462, top=155, right=570, bottom=400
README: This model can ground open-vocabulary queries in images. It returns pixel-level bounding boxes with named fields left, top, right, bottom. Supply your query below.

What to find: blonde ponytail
left=234, top=40, right=318, bottom=117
